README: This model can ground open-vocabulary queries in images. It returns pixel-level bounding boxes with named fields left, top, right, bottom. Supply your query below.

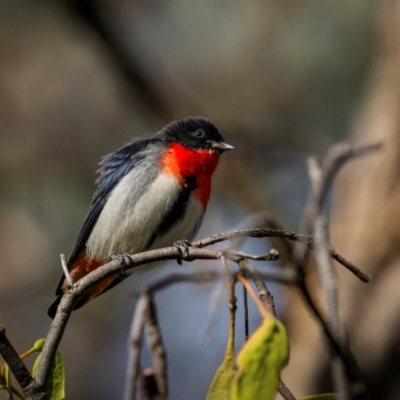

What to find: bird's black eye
left=192, top=129, right=205, bottom=138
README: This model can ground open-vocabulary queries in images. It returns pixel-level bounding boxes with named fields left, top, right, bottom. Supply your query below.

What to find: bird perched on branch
left=48, top=117, right=234, bottom=318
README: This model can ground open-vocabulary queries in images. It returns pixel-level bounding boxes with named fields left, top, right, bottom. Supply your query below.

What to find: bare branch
left=124, top=293, right=149, bottom=400
left=290, top=142, right=380, bottom=399
left=224, top=248, right=279, bottom=262
left=294, top=142, right=382, bottom=265
left=35, top=229, right=361, bottom=392
left=35, top=287, right=77, bottom=388
left=238, top=258, right=276, bottom=316
left=278, top=381, right=296, bottom=400
left=193, top=228, right=370, bottom=282
left=37, top=247, right=286, bottom=389
left=314, top=215, right=349, bottom=399
left=144, top=296, right=168, bottom=398
left=330, top=251, right=370, bottom=283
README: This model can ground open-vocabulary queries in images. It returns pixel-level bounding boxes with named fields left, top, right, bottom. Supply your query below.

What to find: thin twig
left=238, top=259, right=276, bottom=316
left=241, top=271, right=249, bottom=341
left=278, top=381, right=296, bottom=400
left=223, top=248, right=280, bottom=261
left=60, top=254, right=73, bottom=287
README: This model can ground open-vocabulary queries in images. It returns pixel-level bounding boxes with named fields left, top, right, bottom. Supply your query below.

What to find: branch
left=238, top=258, right=276, bottom=316
left=0, top=326, right=46, bottom=400
left=291, top=143, right=380, bottom=399
left=34, top=144, right=378, bottom=392
left=193, top=228, right=370, bottom=282
left=294, top=142, right=382, bottom=266
left=124, top=294, right=149, bottom=400
left=143, top=296, right=168, bottom=397
left=36, top=247, right=286, bottom=389
left=123, top=270, right=238, bottom=399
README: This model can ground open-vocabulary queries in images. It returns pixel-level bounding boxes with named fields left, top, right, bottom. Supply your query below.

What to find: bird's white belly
left=86, top=171, right=204, bottom=264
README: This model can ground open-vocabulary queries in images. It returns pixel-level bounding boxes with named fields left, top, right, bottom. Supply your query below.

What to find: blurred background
left=1, top=0, right=399, bottom=399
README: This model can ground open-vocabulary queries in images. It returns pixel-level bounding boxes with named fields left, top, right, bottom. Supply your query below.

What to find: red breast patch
left=160, top=143, right=219, bottom=209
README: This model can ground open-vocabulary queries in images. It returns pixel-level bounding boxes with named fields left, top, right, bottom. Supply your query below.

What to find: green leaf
left=206, top=308, right=237, bottom=400
left=233, top=315, right=289, bottom=400
left=32, top=351, right=65, bottom=400
left=297, top=395, right=338, bottom=400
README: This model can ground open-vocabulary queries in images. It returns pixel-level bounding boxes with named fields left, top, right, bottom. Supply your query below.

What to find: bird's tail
left=47, top=273, right=123, bottom=319
left=47, top=295, right=62, bottom=319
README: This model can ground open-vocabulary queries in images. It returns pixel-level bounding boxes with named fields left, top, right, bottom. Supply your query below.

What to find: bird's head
left=161, top=117, right=234, bottom=154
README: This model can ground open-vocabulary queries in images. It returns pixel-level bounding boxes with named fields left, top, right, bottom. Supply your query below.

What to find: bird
left=47, top=117, right=234, bottom=318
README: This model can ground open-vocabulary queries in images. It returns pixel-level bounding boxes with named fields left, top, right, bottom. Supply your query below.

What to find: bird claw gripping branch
left=173, top=240, right=193, bottom=265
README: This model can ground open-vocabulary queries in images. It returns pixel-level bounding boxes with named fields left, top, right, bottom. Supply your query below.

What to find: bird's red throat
left=160, top=143, right=219, bottom=209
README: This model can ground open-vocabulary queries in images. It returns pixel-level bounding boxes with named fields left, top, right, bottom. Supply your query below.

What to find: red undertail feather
left=66, top=249, right=118, bottom=305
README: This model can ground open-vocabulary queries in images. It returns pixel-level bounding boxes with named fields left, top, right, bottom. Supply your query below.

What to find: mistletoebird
left=48, top=117, right=234, bottom=318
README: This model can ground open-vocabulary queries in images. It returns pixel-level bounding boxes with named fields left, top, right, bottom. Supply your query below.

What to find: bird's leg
left=173, top=240, right=192, bottom=265
left=111, top=254, right=134, bottom=278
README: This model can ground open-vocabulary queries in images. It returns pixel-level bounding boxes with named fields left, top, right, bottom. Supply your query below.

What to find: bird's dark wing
left=67, top=137, right=153, bottom=266
left=51, top=137, right=155, bottom=303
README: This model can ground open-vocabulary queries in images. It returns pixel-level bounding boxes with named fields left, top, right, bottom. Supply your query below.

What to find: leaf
left=4, top=363, right=14, bottom=400
left=233, top=314, right=289, bottom=400
left=32, top=351, right=65, bottom=400
left=0, top=364, right=6, bottom=390
left=206, top=306, right=237, bottom=400
left=297, top=395, right=338, bottom=400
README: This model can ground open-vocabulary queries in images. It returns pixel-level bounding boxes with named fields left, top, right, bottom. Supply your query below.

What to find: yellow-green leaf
left=0, top=364, right=6, bottom=390
left=4, top=363, right=14, bottom=400
left=233, top=315, right=289, bottom=400
left=206, top=308, right=237, bottom=400
left=32, top=351, right=65, bottom=400
left=297, top=394, right=338, bottom=400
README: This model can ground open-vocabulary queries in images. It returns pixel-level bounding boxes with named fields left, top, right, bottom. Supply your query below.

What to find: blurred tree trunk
left=283, top=1, right=400, bottom=398
left=331, top=1, right=400, bottom=398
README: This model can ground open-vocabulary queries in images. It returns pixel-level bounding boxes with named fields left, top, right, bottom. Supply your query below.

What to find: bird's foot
left=112, top=254, right=134, bottom=278
left=174, top=240, right=192, bottom=265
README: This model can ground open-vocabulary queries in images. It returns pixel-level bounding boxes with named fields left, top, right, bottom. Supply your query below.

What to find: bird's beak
left=210, top=141, right=235, bottom=153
